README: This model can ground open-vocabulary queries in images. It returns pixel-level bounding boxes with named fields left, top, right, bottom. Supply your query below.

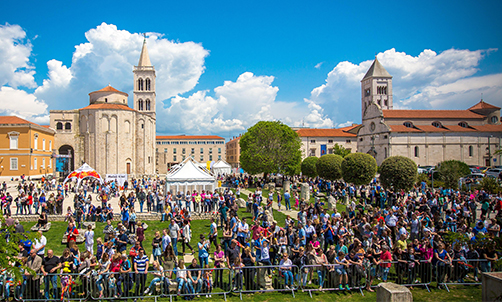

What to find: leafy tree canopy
left=316, top=154, right=343, bottom=180
left=437, top=160, right=471, bottom=189
left=0, top=213, right=38, bottom=282
left=333, top=143, right=351, bottom=158
left=301, top=156, right=319, bottom=178
left=341, top=152, right=377, bottom=185
left=239, top=121, right=302, bottom=175
left=379, top=156, right=418, bottom=191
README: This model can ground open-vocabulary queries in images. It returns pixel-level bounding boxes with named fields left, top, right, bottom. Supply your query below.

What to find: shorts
left=335, top=268, right=346, bottom=275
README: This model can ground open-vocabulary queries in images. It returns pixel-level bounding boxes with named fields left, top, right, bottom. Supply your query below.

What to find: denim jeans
left=172, top=238, right=178, bottom=256
left=283, top=270, right=293, bottom=286
left=44, top=274, right=58, bottom=299
left=317, top=270, right=325, bottom=287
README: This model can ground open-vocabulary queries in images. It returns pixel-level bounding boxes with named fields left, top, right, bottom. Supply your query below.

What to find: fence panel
left=299, top=264, right=366, bottom=296
left=368, top=260, right=432, bottom=292
left=235, top=264, right=298, bottom=299
left=437, top=259, right=490, bottom=292
left=14, top=272, right=90, bottom=302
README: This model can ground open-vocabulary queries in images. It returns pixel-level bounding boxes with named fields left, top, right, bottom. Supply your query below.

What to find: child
left=232, top=257, right=244, bottom=291
left=108, top=274, right=117, bottom=298
left=202, top=264, right=213, bottom=297
left=65, top=206, right=73, bottom=222
left=334, top=251, right=350, bottom=290
left=96, top=237, right=104, bottom=261
left=84, top=224, right=94, bottom=253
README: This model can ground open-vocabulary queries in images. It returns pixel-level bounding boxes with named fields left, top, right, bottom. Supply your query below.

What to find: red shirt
left=379, top=251, right=392, bottom=268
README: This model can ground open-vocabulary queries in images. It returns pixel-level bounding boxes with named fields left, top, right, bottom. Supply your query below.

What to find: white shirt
left=34, top=235, right=47, bottom=255
left=84, top=230, right=94, bottom=245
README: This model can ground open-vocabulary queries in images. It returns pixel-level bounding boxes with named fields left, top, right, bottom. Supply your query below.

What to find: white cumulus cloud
left=308, top=48, right=502, bottom=125
left=0, top=86, right=49, bottom=124
left=0, top=23, right=36, bottom=89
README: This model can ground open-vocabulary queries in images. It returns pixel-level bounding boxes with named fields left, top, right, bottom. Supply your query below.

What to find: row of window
left=309, top=139, right=352, bottom=144
left=9, top=135, right=52, bottom=151
left=162, top=155, right=221, bottom=162
left=404, top=118, right=498, bottom=129
left=156, top=148, right=222, bottom=154
left=9, top=157, right=51, bottom=171
left=137, top=78, right=152, bottom=91
left=137, top=99, right=151, bottom=111
left=56, top=122, right=71, bottom=131
left=414, top=145, right=476, bottom=157
left=157, top=141, right=225, bottom=145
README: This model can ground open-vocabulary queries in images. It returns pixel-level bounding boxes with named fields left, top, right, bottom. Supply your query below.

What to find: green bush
left=341, top=153, right=377, bottom=185
left=479, top=177, right=501, bottom=194
left=301, top=156, right=319, bottom=178
left=379, top=156, right=418, bottom=191
left=316, top=154, right=343, bottom=181
left=437, top=160, right=471, bottom=189
left=416, top=173, right=430, bottom=187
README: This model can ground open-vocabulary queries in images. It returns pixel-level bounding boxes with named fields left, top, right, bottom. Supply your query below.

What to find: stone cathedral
left=49, top=39, right=156, bottom=177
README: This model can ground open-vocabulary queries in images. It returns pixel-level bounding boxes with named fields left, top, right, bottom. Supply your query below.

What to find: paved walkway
left=239, top=188, right=299, bottom=220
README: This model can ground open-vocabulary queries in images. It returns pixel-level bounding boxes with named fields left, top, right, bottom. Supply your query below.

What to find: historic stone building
left=357, top=57, right=502, bottom=166
left=156, top=135, right=225, bottom=174
left=296, top=127, right=358, bottom=159
left=50, top=40, right=156, bottom=177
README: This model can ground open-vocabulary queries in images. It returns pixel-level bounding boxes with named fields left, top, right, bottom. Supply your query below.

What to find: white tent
left=63, top=163, right=104, bottom=188
left=165, top=157, right=217, bottom=193
left=212, top=160, right=232, bottom=175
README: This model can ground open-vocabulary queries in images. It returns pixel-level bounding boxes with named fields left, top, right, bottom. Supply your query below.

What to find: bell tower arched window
left=146, top=99, right=151, bottom=111
left=145, top=78, right=151, bottom=91
left=138, top=99, right=144, bottom=111
left=137, top=78, right=144, bottom=91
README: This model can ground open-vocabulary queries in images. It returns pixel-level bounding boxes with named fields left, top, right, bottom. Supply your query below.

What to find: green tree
left=0, top=213, right=38, bottom=281
left=239, top=121, right=302, bottom=176
left=479, top=176, right=500, bottom=194
left=316, top=154, right=343, bottom=180
left=301, top=156, right=319, bottom=178
left=341, top=152, right=377, bottom=185
left=333, top=143, right=351, bottom=158
left=437, top=160, right=470, bottom=189
left=379, top=156, right=418, bottom=191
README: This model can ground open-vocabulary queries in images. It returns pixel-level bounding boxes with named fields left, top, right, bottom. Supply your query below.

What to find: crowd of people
left=1, top=174, right=501, bottom=301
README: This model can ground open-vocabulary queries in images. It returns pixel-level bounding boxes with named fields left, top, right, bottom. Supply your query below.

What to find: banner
left=105, top=174, right=128, bottom=187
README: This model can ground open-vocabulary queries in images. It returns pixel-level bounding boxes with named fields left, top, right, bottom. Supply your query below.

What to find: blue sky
left=1, top=0, right=501, bottom=139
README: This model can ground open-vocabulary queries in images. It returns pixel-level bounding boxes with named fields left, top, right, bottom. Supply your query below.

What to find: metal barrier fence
left=437, top=259, right=498, bottom=292
left=300, top=264, right=366, bottom=297
left=10, top=272, right=90, bottom=302
left=235, top=264, right=299, bottom=300
left=368, top=260, right=433, bottom=292
left=5, top=259, right=494, bottom=300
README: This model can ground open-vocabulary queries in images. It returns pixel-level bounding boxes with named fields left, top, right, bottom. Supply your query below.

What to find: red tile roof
left=296, top=128, right=357, bottom=137
left=80, top=103, right=135, bottom=111
left=156, top=135, right=225, bottom=140
left=383, top=109, right=484, bottom=119
left=468, top=100, right=500, bottom=110
left=89, top=85, right=128, bottom=96
left=0, top=116, right=37, bottom=125
left=389, top=125, right=423, bottom=132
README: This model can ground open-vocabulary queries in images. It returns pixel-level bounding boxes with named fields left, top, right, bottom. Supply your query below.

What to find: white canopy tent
left=62, top=163, right=104, bottom=188
left=165, top=157, right=217, bottom=194
left=211, top=160, right=232, bottom=175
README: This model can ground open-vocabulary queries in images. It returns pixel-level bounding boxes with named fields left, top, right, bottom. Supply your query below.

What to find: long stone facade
left=357, top=57, right=502, bottom=166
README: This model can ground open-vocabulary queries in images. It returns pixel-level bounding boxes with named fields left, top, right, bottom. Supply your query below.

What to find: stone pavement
left=239, top=188, right=299, bottom=220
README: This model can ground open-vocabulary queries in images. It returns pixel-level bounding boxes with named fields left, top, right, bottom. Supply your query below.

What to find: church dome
left=89, top=85, right=129, bottom=105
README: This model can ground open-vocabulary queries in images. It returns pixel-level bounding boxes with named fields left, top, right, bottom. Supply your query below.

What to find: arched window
left=145, top=78, right=151, bottom=91
left=491, top=116, right=498, bottom=124
left=56, top=122, right=63, bottom=130
left=137, top=78, right=144, bottom=91
left=432, top=121, right=442, bottom=128
left=403, top=121, right=414, bottom=128
left=468, top=146, right=473, bottom=157
left=458, top=121, right=468, bottom=128
left=34, top=134, right=38, bottom=150
left=138, top=99, right=144, bottom=111
left=146, top=100, right=151, bottom=111
left=65, top=122, right=71, bottom=130
left=384, top=147, right=388, bottom=159
left=414, top=146, right=419, bottom=157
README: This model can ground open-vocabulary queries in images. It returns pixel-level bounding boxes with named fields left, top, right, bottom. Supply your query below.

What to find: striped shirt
left=134, top=255, right=149, bottom=273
